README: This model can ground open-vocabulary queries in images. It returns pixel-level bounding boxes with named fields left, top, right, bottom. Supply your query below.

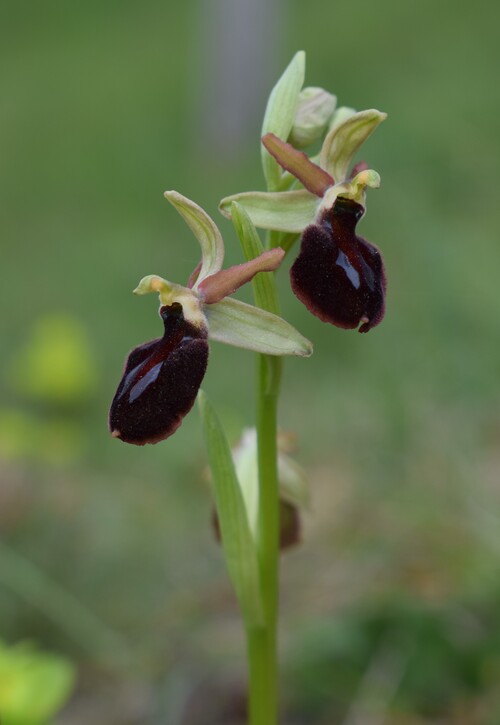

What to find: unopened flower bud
left=289, top=87, right=337, bottom=149
left=212, top=499, right=300, bottom=552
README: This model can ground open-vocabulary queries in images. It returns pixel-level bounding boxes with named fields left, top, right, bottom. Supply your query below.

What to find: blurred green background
left=1, top=1, right=499, bottom=722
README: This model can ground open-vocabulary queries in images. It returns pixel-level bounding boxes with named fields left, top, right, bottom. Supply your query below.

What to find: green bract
left=198, top=391, right=264, bottom=627
left=261, top=50, right=305, bottom=191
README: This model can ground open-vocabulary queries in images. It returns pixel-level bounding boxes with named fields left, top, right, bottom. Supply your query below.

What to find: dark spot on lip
left=290, top=197, right=386, bottom=332
left=109, top=303, right=209, bottom=445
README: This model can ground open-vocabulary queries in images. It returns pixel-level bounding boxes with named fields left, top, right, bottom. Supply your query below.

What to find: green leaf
left=220, top=189, right=318, bottom=233
left=320, top=109, right=387, bottom=181
left=230, top=202, right=280, bottom=315
left=164, top=190, right=225, bottom=285
left=205, top=297, right=313, bottom=357
left=261, top=51, right=306, bottom=190
left=198, top=391, right=263, bottom=627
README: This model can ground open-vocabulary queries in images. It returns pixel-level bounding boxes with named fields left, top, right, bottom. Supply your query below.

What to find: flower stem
left=247, top=353, right=282, bottom=724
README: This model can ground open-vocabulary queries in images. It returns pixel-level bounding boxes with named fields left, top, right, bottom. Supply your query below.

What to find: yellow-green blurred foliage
left=0, top=640, right=74, bottom=725
left=8, top=315, right=97, bottom=407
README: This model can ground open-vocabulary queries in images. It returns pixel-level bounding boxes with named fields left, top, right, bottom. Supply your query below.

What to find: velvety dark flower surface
left=109, top=303, right=209, bottom=445
left=290, top=197, right=386, bottom=333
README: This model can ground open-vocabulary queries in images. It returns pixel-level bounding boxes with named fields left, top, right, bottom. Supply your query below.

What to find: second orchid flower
left=220, top=51, right=387, bottom=333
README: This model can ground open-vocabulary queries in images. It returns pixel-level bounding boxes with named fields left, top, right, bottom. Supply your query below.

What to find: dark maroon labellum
left=109, top=303, right=209, bottom=445
left=290, top=197, right=386, bottom=333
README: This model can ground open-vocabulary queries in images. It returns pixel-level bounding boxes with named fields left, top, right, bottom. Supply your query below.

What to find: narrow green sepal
left=198, top=390, right=263, bottom=628
left=320, top=109, right=387, bottom=182
left=205, top=297, right=313, bottom=357
left=327, top=105, right=356, bottom=131
left=164, top=191, right=225, bottom=286
left=261, top=51, right=305, bottom=191
left=220, top=189, right=319, bottom=233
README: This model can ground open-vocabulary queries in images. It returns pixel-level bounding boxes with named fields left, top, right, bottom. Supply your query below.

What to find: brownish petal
left=197, top=248, right=284, bottom=304
left=187, top=260, right=202, bottom=289
left=261, top=133, right=334, bottom=197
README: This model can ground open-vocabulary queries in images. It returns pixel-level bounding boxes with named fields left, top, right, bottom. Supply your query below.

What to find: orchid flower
left=109, top=192, right=312, bottom=445
left=219, top=51, right=387, bottom=333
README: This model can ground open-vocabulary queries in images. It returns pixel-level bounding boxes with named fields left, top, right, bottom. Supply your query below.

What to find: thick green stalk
left=247, top=353, right=282, bottom=725
left=232, top=202, right=284, bottom=723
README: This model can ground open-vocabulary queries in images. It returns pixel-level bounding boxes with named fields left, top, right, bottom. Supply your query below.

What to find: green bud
left=289, top=87, right=337, bottom=149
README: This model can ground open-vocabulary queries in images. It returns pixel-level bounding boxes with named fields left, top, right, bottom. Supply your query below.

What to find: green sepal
left=220, top=189, right=318, bottom=233
left=205, top=297, right=313, bottom=357
left=198, top=390, right=263, bottom=628
left=327, top=105, right=356, bottom=131
left=261, top=51, right=305, bottom=191
left=320, top=109, right=387, bottom=182
left=164, top=190, right=225, bottom=286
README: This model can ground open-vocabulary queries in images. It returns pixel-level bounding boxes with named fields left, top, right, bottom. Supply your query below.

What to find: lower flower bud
left=212, top=499, right=300, bottom=552
left=290, top=197, right=386, bottom=333
left=109, top=303, right=209, bottom=445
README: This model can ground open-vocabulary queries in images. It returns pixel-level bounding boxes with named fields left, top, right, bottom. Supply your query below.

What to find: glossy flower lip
left=290, top=198, right=386, bottom=333
left=109, top=302, right=209, bottom=445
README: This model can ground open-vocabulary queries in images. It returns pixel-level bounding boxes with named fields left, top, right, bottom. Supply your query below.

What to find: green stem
left=247, top=353, right=282, bottom=725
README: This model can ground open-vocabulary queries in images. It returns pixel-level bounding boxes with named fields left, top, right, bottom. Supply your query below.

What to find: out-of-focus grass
left=1, top=1, right=499, bottom=722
